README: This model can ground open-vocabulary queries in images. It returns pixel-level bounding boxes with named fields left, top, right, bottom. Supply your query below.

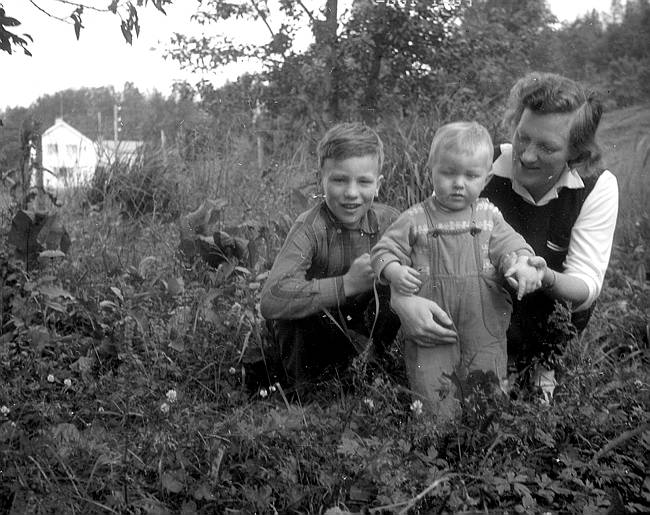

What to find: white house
left=41, top=118, right=96, bottom=189
left=41, top=118, right=143, bottom=189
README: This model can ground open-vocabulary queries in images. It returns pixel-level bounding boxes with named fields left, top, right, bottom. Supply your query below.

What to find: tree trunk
left=323, top=0, right=340, bottom=123
left=361, top=37, right=383, bottom=125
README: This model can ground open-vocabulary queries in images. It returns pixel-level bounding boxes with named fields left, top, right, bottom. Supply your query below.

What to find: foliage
left=0, top=0, right=172, bottom=54
left=88, top=144, right=184, bottom=221
left=0, top=5, right=32, bottom=55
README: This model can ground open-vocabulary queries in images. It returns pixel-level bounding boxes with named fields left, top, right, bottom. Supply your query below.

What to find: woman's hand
left=504, top=255, right=546, bottom=299
left=390, top=289, right=458, bottom=347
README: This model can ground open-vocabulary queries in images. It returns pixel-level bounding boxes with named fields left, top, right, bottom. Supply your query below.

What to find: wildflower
left=410, top=399, right=423, bottom=416
left=160, top=402, right=170, bottom=414
left=363, top=398, right=374, bottom=410
left=269, top=385, right=277, bottom=393
left=47, top=374, right=55, bottom=383
left=98, top=407, right=105, bottom=413
left=0, top=406, right=9, bottom=416
left=259, top=388, right=268, bottom=398
left=166, top=389, right=177, bottom=403
left=634, top=379, right=643, bottom=388
left=229, top=367, right=237, bottom=375
left=64, top=378, right=72, bottom=388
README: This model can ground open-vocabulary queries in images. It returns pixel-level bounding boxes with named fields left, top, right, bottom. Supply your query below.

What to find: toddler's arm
left=382, top=262, right=422, bottom=296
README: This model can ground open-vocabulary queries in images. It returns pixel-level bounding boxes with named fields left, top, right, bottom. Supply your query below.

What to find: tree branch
left=249, top=0, right=275, bottom=38
left=28, top=1, right=71, bottom=23
left=295, top=0, right=317, bottom=26
left=51, top=0, right=110, bottom=13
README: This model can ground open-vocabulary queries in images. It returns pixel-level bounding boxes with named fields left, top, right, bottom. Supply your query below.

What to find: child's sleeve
left=260, top=220, right=344, bottom=320
left=371, top=211, right=417, bottom=282
left=488, top=204, right=534, bottom=275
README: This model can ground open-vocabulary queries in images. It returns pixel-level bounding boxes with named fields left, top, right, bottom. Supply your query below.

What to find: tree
left=167, top=0, right=342, bottom=122
left=0, top=0, right=172, bottom=55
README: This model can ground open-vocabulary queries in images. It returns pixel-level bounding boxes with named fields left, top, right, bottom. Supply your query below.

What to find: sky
left=1, top=0, right=614, bottom=110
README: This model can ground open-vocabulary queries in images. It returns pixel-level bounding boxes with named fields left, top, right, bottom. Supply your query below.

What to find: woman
left=392, top=72, right=619, bottom=400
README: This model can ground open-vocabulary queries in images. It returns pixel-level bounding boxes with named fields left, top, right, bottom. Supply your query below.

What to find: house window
left=47, top=144, right=58, bottom=155
left=66, top=144, right=78, bottom=156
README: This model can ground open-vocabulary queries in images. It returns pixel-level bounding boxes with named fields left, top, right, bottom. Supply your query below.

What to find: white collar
left=491, top=144, right=585, bottom=207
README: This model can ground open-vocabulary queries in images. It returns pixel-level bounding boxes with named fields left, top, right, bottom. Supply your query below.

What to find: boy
left=260, top=122, right=401, bottom=392
left=371, top=121, right=546, bottom=414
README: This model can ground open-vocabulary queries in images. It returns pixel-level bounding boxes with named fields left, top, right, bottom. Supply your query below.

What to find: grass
left=0, top=105, right=649, bottom=514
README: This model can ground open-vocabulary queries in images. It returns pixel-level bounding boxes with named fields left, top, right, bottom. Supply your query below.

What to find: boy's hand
left=383, top=262, right=422, bottom=296
left=343, top=253, right=374, bottom=296
left=504, top=255, right=546, bottom=300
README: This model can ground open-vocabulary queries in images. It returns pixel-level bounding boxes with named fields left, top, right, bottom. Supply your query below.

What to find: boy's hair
left=502, top=72, right=603, bottom=173
left=317, top=122, right=384, bottom=171
left=427, top=121, right=494, bottom=170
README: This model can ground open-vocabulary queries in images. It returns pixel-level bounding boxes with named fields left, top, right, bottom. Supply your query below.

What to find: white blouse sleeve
left=564, top=170, right=619, bottom=312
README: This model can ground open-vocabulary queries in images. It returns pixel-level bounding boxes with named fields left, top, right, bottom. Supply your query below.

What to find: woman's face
left=512, top=108, right=575, bottom=201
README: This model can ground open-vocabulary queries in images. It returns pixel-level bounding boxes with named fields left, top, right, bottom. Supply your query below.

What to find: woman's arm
left=524, top=171, right=618, bottom=310
left=561, top=171, right=619, bottom=310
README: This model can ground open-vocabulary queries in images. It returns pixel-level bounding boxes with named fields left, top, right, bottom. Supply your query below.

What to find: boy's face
left=431, top=150, right=490, bottom=211
left=321, top=154, right=382, bottom=229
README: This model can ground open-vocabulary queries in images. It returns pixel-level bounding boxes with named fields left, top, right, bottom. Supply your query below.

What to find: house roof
left=42, top=117, right=92, bottom=143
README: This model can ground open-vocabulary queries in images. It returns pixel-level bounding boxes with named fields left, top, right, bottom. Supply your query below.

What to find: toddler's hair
left=427, top=121, right=494, bottom=170
left=317, top=122, right=384, bottom=171
left=502, top=72, right=603, bottom=173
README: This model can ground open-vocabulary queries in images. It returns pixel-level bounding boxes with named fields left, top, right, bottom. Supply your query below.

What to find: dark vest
left=482, top=147, right=603, bottom=272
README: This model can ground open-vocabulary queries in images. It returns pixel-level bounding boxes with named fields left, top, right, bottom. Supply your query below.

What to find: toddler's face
left=431, top=150, right=490, bottom=211
left=321, top=154, right=382, bottom=229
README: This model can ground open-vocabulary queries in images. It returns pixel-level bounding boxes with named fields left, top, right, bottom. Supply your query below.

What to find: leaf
left=27, top=326, right=50, bottom=351
left=70, top=356, right=94, bottom=377
left=161, top=471, right=184, bottom=493
left=110, top=287, right=124, bottom=302
left=38, top=250, right=65, bottom=260
left=8, top=210, right=44, bottom=266
left=138, top=256, right=158, bottom=278
left=38, top=285, right=74, bottom=300
left=100, top=300, right=119, bottom=311
left=165, top=276, right=185, bottom=296
left=120, top=20, right=133, bottom=45
left=192, top=483, right=215, bottom=501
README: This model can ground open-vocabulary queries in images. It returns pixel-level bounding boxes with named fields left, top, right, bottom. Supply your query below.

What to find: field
left=0, top=104, right=649, bottom=515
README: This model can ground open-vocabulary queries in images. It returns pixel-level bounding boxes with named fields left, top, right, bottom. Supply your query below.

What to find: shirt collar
left=491, top=143, right=585, bottom=206
left=321, top=202, right=379, bottom=234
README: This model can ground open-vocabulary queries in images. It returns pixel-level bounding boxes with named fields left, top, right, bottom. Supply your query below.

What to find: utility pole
left=113, top=103, right=121, bottom=162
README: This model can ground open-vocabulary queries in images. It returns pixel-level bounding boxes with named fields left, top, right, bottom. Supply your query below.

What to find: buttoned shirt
left=260, top=201, right=400, bottom=320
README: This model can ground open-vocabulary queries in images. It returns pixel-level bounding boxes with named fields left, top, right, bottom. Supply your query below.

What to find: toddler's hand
left=505, top=255, right=546, bottom=300
left=383, top=262, right=422, bottom=296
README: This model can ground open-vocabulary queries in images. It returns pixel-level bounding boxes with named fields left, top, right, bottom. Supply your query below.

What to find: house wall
left=41, top=123, right=97, bottom=189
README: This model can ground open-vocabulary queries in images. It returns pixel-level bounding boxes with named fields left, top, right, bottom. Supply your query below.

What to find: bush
left=88, top=145, right=183, bottom=221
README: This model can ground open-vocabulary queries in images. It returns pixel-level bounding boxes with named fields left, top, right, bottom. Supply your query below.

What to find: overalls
left=404, top=200, right=512, bottom=415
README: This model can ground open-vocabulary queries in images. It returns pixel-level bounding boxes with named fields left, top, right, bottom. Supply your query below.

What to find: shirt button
left=337, top=228, right=342, bottom=234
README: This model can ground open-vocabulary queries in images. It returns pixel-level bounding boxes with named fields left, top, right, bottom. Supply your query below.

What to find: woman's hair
left=427, top=121, right=494, bottom=170
left=503, top=72, right=603, bottom=173
left=317, top=122, right=384, bottom=171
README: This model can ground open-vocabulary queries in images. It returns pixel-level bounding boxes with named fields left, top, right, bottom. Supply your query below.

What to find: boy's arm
left=370, top=211, right=417, bottom=282
left=260, top=220, right=344, bottom=320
